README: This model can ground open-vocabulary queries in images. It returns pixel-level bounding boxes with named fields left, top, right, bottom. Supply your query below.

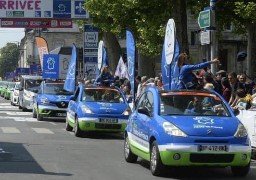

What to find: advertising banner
left=15, top=68, right=30, bottom=76
left=30, top=64, right=42, bottom=75
left=35, top=36, right=49, bottom=68
left=42, top=54, right=59, bottom=79
left=0, top=18, right=72, bottom=28
left=0, top=0, right=89, bottom=19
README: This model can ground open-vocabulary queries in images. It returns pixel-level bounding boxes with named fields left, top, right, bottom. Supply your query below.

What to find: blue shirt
left=177, top=62, right=211, bottom=89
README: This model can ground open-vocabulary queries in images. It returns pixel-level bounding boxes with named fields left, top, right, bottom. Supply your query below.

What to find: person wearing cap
left=176, top=53, right=220, bottom=89
left=95, top=65, right=114, bottom=86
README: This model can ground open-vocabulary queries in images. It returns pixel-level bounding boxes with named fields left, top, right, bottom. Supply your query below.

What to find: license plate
left=57, top=113, right=66, bottom=117
left=99, top=118, right=118, bottom=123
left=198, top=145, right=228, bottom=152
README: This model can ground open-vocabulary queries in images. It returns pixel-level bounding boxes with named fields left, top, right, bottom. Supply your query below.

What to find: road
left=0, top=97, right=256, bottom=180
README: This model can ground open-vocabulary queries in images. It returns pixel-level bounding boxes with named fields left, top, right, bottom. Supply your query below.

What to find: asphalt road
left=0, top=97, right=256, bottom=180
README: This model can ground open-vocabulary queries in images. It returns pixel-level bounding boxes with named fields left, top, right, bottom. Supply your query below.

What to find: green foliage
left=85, top=0, right=173, bottom=56
left=0, top=43, right=19, bottom=78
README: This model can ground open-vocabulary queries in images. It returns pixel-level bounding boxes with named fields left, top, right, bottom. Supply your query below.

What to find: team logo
left=193, top=117, right=214, bottom=125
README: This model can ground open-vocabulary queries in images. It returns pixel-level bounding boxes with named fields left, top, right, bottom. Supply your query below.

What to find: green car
left=5, top=82, right=16, bottom=100
left=0, top=81, right=8, bottom=97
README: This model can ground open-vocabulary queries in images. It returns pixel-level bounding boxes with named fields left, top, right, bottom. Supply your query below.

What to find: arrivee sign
left=0, top=0, right=89, bottom=19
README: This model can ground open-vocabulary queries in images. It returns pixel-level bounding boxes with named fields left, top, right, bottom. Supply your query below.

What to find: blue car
left=66, top=85, right=131, bottom=137
left=124, top=86, right=251, bottom=177
left=32, top=80, right=73, bottom=121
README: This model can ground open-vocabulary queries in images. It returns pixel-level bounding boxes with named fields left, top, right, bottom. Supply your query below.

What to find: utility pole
left=210, top=0, right=217, bottom=74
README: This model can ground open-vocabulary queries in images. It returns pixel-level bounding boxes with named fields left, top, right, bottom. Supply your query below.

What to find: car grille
left=51, top=101, right=68, bottom=108
left=95, top=123, right=122, bottom=129
left=190, top=154, right=234, bottom=163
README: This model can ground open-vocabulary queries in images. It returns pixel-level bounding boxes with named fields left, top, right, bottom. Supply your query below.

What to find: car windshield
left=25, top=79, right=42, bottom=90
left=8, top=82, right=16, bottom=88
left=160, top=92, right=230, bottom=117
left=43, top=83, right=73, bottom=95
left=82, top=88, right=125, bottom=103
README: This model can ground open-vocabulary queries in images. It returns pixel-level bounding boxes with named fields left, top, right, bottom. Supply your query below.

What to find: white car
left=10, top=82, right=20, bottom=106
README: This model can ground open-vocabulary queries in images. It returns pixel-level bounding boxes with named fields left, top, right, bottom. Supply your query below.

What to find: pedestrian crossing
left=0, top=127, right=57, bottom=134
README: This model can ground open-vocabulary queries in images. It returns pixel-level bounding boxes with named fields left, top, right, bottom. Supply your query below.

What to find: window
left=137, top=92, right=154, bottom=116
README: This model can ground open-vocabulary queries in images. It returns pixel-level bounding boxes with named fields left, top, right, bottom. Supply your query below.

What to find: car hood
left=84, top=102, right=128, bottom=114
left=163, top=116, right=239, bottom=137
left=39, top=94, right=72, bottom=102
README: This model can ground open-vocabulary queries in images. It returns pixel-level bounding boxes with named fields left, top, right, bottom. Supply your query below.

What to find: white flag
left=115, top=56, right=129, bottom=79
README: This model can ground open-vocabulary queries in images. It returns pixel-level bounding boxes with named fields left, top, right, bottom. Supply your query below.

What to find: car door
left=132, top=91, right=154, bottom=154
left=67, top=87, right=80, bottom=123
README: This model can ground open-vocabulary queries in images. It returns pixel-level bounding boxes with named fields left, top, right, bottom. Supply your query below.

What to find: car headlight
left=122, top=107, right=131, bottom=116
left=40, top=98, right=49, bottom=104
left=81, top=105, right=93, bottom=114
left=234, top=123, right=248, bottom=137
left=163, top=122, right=187, bottom=137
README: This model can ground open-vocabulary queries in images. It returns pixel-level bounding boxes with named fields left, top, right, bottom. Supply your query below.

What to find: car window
left=43, top=83, right=73, bottom=95
left=82, top=88, right=125, bottom=103
left=137, top=92, right=154, bottom=116
left=160, top=92, right=230, bottom=117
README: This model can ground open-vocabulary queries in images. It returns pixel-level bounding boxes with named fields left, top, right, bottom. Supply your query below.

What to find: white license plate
left=57, top=113, right=66, bottom=117
left=198, top=145, right=228, bottom=152
left=99, top=118, right=118, bottom=123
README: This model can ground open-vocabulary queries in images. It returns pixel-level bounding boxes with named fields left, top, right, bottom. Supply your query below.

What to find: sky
left=0, top=28, right=25, bottom=48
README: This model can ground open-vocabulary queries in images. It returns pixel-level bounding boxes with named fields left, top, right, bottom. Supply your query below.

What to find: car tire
left=231, top=162, right=250, bottom=177
left=36, top=107, right=43, bottom=121
left=74, top=117, right=83, bottom=137
left=18, top=105, right=22, bottom=109
left=150, top=141, right=166, bottom=176
left=124, top=133, right=138, bottom=163
left=65, top=117, right=73, bottom=131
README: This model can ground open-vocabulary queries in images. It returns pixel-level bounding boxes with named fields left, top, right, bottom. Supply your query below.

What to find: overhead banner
left=0, top=18, right=72, bottom=28
left=30, top=64, right=42, bottom=75
left=0, top=0, right=89, bottom=19
left=35, top=36, right=49, bottom=68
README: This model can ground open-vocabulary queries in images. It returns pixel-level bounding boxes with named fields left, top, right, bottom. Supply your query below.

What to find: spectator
left=228, top=72, right=243, bottom=105
left=221, top=77, right=232, bottom=102
left=95, top=65, right=114, bottom=86
left=176, top=53, right=220, bottom=89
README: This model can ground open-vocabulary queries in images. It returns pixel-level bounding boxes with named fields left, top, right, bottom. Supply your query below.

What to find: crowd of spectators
left=82, top=54, right=256, bottom=111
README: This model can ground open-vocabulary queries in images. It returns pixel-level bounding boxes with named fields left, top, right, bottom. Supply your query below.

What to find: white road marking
left=6, top=112, right=32, bottom=116
left=1, top=127, right=21, bottom=133
left=49, top=122, right=57, bottom=125
left=32, top=128, right=54, bottom=134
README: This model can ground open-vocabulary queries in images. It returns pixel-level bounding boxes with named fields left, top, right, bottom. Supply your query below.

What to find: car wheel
left=124, top=133, right=138, bottom=163
left=65, top=117, right=73, bottom=131
left=150, top=141, right=165, bottom=176
left=11, top=101, right=14, bottom=106
left=36, top=107, right=43, bottom=121
left=32, top=107, right=37, bottom=118
left=74, top=117, right=83, bottom=137
left=231, top=162, right=250, bottom=177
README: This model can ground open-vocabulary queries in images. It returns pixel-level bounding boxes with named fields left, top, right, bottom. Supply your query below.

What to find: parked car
left=66, top=85, right=131, bottom=137
left=18, top=75, right=43, bottom=111
left=32, top=80, right=73, bottom=121
left=124, top=86, right=251, bottom=177
left=10, top=82, right=20, bottom=106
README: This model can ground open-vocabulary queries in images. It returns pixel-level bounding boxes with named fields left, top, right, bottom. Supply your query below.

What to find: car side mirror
left=138, top=107, right=150, bottom=116
left=233, top=108, right=240, bottom=116
left=19, top=87, right=23, bottom=91
left=70, top=96, right=75, bottom=101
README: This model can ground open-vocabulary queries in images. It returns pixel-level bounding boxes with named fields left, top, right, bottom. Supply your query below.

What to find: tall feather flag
left=35, top=36, right=49, bottom=69
left=170, top=40, right=180, bottom=90
left=64, top=44, right=77, bottom=92
left=115, top=55, right=129, bottom=79
left=126, top=29, right=135, bottom=102
left=161, top=19, right=177, bottom=90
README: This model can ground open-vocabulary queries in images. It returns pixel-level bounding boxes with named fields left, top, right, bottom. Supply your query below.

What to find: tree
left=0, top=43, right=19, bottom=79
left=85, top=0, right=189, bottom=76
left=188, top=0, right=256, bottom=76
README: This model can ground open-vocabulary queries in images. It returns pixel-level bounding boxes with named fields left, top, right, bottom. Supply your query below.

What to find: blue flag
left=170, top=39, right=180, bottom=90
left=126, top=30, right=135, bottom=102
left=64, top=45, right=77, bottom=92
left=161, top=41, right=171, bottom=90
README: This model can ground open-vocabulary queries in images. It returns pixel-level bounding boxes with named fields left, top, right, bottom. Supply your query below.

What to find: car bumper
left=38, top=105, right=67, bottom=118
left=158, top=144, right=251, bottom=166
left=22, top=99, right=33, bottom=110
